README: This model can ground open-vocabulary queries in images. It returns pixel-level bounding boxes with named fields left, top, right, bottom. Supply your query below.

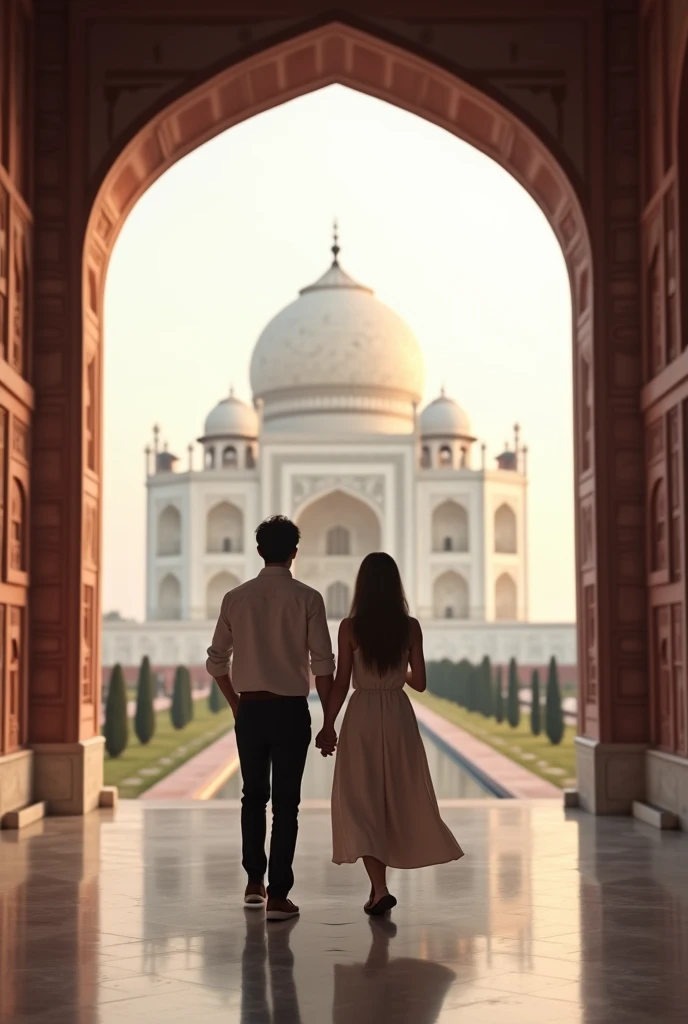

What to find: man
left=207, top=515, right=335, bottom=921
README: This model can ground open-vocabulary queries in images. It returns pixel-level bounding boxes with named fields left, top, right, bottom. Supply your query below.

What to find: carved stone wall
left=83, top=8, right=590, bottom=189
left=0, top=0, right=32, bottom=763
left=582, top=2, right=648, bottom=747
left=640, top=0, right=688, bottom=759
left=30, top=0, right=89, bottom=747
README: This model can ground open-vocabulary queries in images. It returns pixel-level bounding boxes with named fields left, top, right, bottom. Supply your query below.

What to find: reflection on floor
left=2, top=801, right=688, bottom=1022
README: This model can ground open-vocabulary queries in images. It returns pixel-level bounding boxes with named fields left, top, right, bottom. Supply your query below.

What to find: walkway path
left=410, top=698, right=561, bottom=799
left=139, top=696, right=559, bottom=802
left=141, top=727, right=238, bottom=800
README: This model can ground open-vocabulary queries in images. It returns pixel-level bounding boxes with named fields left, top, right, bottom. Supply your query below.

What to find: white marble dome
left=249, top=246, right=425, bottom=434
left=202, top=392, right=258, bottom=439
left=420, top=392, right=472, bottom=438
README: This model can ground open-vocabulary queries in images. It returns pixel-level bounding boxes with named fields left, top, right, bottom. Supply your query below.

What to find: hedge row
left=425, top=655, right=565, bottom=745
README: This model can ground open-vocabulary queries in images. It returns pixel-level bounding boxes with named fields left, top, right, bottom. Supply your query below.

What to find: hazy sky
left=103, top=84, right=574, bottom=623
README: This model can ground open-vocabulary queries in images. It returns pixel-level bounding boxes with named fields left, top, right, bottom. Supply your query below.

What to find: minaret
left=187, top=444, right=193, bottom=473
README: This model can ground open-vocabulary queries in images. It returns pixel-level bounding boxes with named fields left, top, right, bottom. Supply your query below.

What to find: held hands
left=315, top=726, right=337, bottom=757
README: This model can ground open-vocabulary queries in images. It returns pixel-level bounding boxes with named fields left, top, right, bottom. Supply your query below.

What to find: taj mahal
left=102, top=231, right=576, bottom=675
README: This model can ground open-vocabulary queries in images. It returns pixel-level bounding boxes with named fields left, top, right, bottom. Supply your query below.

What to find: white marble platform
left=1, top=800, right=688, bottom=1023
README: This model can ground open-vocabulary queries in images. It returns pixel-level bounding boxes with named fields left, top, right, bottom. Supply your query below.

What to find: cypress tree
left=134, top=655, right=156, bottom=745
left=449, top=660, right=457, bottom=704
left=468, top=662, right=480, bottom=713
left=170, top=666, right=188, bottom=730
left=530, top=668, right=542, bottom=736
left=545, top=656, right=565, bottom=745
left=429, top=660, right=441, bottom=697
left=507, top=657, right=521, bottom=728
left=104, top=663, right=129, bottom=758
left=426, top=661, right=437, bottom=695
left=456, top=659, right=466, bottom=708
left=437, top=659, right=453, bottom=700
left=480, top=656, right=493, bottom=717
left=476, top=659, right=485, bottom=715
left=184, top=667, right=194, bottom=722
left=494, top=666, right=504, bottom=724
left=209, top=678, right=225, bottom=713
left=463, top=662, right=473, bottom=711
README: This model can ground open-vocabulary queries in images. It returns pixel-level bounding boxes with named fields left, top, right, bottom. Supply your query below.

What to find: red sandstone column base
left=575, top=737, right=648, bottom=815
left=646, top=751, right=688, bottom=830
left=0, top=750, right=34, bottom=819
left=32, top=737, right=105, bottom=816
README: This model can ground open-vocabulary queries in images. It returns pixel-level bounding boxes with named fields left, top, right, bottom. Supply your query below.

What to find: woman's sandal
left=364, top=890, right=397, bottom=916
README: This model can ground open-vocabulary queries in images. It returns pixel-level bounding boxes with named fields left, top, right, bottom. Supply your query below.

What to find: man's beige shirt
left=206, top=567, right=335, bottom=696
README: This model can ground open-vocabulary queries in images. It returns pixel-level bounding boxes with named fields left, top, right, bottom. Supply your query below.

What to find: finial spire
left=331, top=218, right=340, bottom=266
left=229, top=383, right=235, bottom=398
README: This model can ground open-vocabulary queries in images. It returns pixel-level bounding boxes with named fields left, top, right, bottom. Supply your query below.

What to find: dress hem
left=332, top=850, right=464, bottom=869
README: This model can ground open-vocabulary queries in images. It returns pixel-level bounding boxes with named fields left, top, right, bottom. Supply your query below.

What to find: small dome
left=202, top=392, right=258, bottom=439
left=420, top=392, right=472, bottom=438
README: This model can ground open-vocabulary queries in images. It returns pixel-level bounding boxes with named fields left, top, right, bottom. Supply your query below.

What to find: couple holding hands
left=207, top=516, right=463, bottom=922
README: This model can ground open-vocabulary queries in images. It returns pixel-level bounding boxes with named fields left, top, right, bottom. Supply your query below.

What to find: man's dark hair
left=256, top=516, right=301, bottom=563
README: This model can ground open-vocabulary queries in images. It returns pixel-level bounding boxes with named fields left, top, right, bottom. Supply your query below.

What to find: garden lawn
left=412, top=690, right=576, bottom=789
left=104, top=698, right=234, bottom=799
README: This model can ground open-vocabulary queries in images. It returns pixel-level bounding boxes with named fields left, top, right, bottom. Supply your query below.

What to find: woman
left=318, top=552, right=463, bottom=915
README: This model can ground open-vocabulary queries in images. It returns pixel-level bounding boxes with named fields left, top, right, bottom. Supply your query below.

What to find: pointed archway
left=25, top=15, right=648, bottom=818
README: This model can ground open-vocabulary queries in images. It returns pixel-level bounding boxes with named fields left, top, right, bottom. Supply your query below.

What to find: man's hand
left=316, top=726, right=337, bottom=757
left=215, top=674, right=239, bottom=718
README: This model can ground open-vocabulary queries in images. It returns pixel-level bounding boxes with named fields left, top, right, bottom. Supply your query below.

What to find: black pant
left=234, top=697, right=311, bottom=900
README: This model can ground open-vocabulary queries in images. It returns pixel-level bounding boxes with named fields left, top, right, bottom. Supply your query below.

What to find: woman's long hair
left=350, top=552, right=410, bottom=675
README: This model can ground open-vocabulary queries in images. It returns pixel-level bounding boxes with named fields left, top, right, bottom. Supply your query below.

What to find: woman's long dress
left=331, top=650, right=464, bottom=868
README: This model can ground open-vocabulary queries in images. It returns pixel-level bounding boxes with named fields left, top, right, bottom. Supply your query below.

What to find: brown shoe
left=266, top=898, right=300, bottom=921
left=244, top=882, right=267, bottom=908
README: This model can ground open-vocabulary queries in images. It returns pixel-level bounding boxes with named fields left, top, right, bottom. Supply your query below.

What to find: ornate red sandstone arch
left=86, top=22, right=591, bottom=284
left=71, top=21, right=595, bottom=812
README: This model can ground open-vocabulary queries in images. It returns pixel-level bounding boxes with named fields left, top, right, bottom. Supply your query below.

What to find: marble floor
left=2, top=800, right=688, bottom=1023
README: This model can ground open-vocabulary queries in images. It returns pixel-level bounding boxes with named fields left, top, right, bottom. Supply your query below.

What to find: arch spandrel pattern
left=86, top=23, right=590, bottom=271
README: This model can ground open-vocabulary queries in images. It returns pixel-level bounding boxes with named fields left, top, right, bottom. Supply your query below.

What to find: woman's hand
left=316, top=726, right=337, bottom=756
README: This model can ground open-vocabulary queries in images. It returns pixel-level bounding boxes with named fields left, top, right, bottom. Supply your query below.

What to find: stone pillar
left=30, top=0, right=104, bottom=814
left=575, top=0, right=649, bottom=814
